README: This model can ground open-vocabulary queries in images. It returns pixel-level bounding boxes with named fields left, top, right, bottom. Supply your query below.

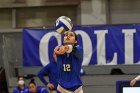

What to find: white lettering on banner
left=122, top=29, right=136, bottom=64
left=39, top=28, right=137, bottom=66
left=94, top=30, right=108, bottom=65
left=75, top=30, right=92, bottom=65
left=107, top=52, right=117, bottom=65
left=39, top=32, right=61, bottom=66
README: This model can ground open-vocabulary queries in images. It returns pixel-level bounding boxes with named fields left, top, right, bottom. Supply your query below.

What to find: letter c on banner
left=39, top=32, right=61, bottom=66
left=75, top=30, right=92, bottom=65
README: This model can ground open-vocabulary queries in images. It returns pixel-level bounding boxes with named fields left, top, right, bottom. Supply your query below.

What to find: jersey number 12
left=63, top=64, right=71, bottom=71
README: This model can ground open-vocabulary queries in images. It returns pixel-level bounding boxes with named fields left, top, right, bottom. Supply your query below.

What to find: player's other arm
left=54, top=44, right=74, bottom=54
left=54, top=45, right=82, bottom=60
left=53, top=45, right=72, bottom=56
left=38, top=65, right=49, bottom=86
left=37, top=65, right=54, bottom=89
left=130, top=75, right=140, bottom=86
left=54, top=46, right=66, bottom=55
left=53, top=46, right=65, bottom=63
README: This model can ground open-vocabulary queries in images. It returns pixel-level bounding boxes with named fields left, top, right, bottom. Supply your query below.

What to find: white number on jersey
left=63, top=64, right=71, bottom=71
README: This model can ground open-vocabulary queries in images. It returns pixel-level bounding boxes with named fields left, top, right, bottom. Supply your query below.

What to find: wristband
left=66, top=45, right=73, bottom=53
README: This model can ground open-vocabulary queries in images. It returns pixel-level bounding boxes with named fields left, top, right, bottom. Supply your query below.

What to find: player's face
left=63, top=31, right=77, bottom=46
left=29, top=83, right=37, bottom=93
left=18, top=77, right=25, bottom=86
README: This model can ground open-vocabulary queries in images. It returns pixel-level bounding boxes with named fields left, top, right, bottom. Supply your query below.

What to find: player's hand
left=47, top=83, right=54, bottom=89
left=54, top=46, right=66, bottom=54
left=130, top=79, right=137, bottom=86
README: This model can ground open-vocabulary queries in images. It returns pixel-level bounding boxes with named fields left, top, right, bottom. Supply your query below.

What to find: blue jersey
left=38, top=61, right=58, bottom=89
left=56, top=45, right=83, bottom=90
left=13, top=86, right=28, bottom=93
left=25, top=86, right=48, bottom=93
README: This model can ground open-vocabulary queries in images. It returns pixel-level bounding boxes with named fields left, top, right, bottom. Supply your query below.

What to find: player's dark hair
left=73, top=32, right=77, bottom=41
left=29, top=78, right=36, bottom=85
left=17, top=76, right=24, bottom=81
left=73, top=31, right=78, bottom=46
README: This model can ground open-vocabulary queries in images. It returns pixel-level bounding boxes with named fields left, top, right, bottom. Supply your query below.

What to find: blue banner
left=23, top=24, right=140, bottom=66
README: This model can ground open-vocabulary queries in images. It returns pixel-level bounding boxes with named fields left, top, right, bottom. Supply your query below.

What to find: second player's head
left=29, top=79, right=37, bottom=93
left=63, top=31, right=77, bottom=46
left=17, top=76, right=25, bottom=86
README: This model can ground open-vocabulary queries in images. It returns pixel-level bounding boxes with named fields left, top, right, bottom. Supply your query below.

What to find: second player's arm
left=130, top=75, right=140, bottom=86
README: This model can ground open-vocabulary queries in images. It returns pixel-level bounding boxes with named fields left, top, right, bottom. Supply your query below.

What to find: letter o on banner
left=39, top=32, right=61, bottom=66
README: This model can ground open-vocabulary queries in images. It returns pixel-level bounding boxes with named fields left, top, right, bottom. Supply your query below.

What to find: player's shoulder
left=37, top=86, right=43, bottom=91
left=37, top=86, right=48, bottom=92
left=37, top=86, right=44, bottom=89
left=74, top=45, right=82, bottom=48
left=24, top=86, right=29, bottom=90
left=73, top=45, right=82, bottom=51
left=13, top=87, right=18, bottom=91
left=24, top=87, right=29, bottom=92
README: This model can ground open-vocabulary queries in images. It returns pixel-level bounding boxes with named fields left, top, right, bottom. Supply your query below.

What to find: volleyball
left=55, top=16, right=73, bottom=34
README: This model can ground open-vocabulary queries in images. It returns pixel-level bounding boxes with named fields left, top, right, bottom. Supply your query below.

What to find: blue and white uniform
left=13, top=86, right=28, bottom=93
left=56, top=45, right=83, bottom=92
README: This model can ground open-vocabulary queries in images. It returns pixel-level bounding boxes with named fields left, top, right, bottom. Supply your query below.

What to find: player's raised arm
left=54, top=46, right=66, bottom=55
